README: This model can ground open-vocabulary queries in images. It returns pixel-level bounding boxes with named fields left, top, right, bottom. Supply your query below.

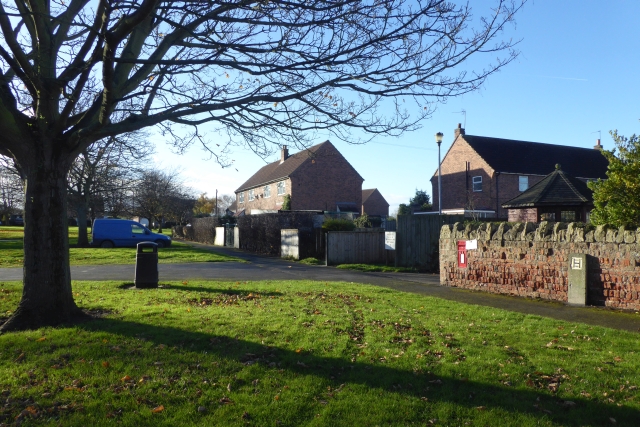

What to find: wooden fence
left=395, top=214, right=463, bottom=269
left=326, top=231, right=386, bottom=265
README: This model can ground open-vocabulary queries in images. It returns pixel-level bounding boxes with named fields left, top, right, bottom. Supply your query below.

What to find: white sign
left=385, top=232, right=396, bottom=250
left=465, top=239, right=477, bottom=250
left=571, top=257, right=583, bottom=270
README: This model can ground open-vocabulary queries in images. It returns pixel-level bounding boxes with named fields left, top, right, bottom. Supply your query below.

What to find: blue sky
left=152, top=0, right=640, bottom=214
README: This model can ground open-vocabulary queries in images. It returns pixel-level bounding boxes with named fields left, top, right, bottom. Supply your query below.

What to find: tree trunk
left=76, top=202, right=89, bottom=247
left=1, top=156, right=83, bottom=332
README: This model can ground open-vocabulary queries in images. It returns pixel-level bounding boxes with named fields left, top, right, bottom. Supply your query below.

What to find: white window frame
left=263, top=185, right=271, bottom=198
left=277, top=181, right=286, bottom=195
left=238, top=192, right=244, bottom=204
left=519, top=176, right=529, bottom=192
left=248, top=189, right=254, bottom=201
left=472, top=176, right=482, bottom=192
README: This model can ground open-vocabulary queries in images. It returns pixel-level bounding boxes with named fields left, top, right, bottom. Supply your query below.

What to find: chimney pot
left=454, top=123, right=465, bottom=138
left=594, top=139, right=602, bottom=150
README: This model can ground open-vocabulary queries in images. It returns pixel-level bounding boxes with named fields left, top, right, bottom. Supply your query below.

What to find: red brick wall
left=440, top=222, right=640, bottom=310
left=508, top=208, right=538, bottom=222
left=362, top=190, right=389, bottom=217
left=289, top=142, right=363, bottom=211
left=236, top=179, right=291, bottom=212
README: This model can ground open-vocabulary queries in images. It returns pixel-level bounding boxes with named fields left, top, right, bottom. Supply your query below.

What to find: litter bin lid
left=137, top=241, right=158, bottom=253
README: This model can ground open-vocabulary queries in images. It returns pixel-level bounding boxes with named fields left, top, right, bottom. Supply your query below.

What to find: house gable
left=362, top=188, right=389, bottom=216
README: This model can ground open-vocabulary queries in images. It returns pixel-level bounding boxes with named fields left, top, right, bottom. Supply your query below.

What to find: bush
left=281, top=194, right=291, bottom=211
left=322, top=218, right=356, bottom=231
left=354, top=214, right=372, bottom=228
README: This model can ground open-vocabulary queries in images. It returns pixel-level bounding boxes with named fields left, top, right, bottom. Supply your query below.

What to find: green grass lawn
left=0, top=280, right=637, bottom=426
left=0, top=226, right=243, bottom=268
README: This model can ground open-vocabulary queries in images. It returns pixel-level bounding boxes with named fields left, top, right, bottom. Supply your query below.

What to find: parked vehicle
left=8, top=215, right=23, bottom=226
left=91, top=218, right=171, bottom=248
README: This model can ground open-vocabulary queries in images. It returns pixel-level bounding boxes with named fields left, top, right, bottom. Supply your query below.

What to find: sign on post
left=384, top=232, right=396, bottom=250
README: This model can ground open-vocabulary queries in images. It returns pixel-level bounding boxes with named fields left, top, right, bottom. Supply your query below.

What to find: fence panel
left=395, top=215, right=463, bottom=270
left=326, top=231, right=385, bottom=265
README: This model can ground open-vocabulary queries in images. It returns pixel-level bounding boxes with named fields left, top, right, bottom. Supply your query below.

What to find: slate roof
left=235, top=141, right=327, bottom=192
left=501, top=166, right=593, bottom=208
left=462, top=135, right=608, bottom=179
left=362, top=188, right=389, bottom=206
left=362, top=188, right=375, bottom=203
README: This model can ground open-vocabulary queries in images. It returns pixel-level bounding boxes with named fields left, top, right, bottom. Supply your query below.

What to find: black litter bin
left=135, top=242, right=159, bottom=288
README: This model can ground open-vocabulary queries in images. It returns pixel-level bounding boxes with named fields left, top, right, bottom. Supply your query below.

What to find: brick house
left=361, top=188, right=389, bottom=217
left=430, top=124, right=609, bottom=219
left=235, top=141, right=364, bottom=214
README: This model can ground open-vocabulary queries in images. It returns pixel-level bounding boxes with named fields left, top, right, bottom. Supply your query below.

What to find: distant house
left=430, top=124, right=609, bottom=219
left=361, top=188, right=389, bottom=217
left=502, top=164, right=594, bottom=223
left=235, top=141, right=364, bottom=214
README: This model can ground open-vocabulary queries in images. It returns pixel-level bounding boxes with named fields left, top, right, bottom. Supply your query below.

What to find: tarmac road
left=1, top=241, right=639, bottom=332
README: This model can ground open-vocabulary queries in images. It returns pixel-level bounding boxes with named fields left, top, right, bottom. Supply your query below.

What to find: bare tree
left=132, top=169, right=193, bottom=234
left=0, top=0, right=525, bottom=331
left=0, top=157, right=23, bottom=221
left=67, top=132, right=153, bottom=246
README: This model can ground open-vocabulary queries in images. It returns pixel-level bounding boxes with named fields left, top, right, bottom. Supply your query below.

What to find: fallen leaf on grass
left=219, top=397, right=234, bottom=404
left=102, top=361, right=110, bottom=368
left=36, top=337, right=46, bottom=342
left=121, top=375, right=132, bottom=382
left=14, top=353, right=25, bottom=362
left=476, top=406, right=486, bottom=410
left=152, top=405, right=165, bottom=413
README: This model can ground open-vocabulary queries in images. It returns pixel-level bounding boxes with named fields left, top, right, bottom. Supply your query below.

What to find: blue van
left=91, top=219, right=171, bottom=248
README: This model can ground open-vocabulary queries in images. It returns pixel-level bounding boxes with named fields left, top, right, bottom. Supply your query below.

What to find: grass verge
left=0, top=226, right=244, bottom=268
left=335, top=263, right=418, bottom=273
left=0, top=280, right=637, bottom=426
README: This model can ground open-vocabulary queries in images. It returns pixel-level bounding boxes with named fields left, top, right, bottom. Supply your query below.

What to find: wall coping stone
left=440, top=222, right=640, bottom=244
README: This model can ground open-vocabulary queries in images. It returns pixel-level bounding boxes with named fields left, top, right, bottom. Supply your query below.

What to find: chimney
left=454, top=123, right=465, bottom=139
left=594, top=139, right=602, bottom=150
left=280, top=145, right=289, bottom=163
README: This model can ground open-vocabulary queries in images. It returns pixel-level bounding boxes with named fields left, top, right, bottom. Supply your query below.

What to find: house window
left=561, top=211, right=576, bottom=222
left=238, top=192, right=244, bottom=204
left=264, top=185, right=271, bottom=198
left=519, top=176, right=528, bottom=192
left=277, top=181, right=286, bottom=195
left=540, top=212, right=555, bottom=222
left=248, top=189, right=254, bottom=201
left=472, top=176, right=482, bottom=192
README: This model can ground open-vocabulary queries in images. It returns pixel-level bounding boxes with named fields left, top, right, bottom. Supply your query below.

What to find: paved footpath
left=1, top=240, right=639, bottom=332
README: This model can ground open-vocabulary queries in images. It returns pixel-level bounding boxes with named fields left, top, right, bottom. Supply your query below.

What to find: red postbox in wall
left=457, top=240, right=467, bottom=268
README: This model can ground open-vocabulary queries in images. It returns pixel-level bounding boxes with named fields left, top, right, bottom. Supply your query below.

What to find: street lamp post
left=435, top=132, right=443, bottom=215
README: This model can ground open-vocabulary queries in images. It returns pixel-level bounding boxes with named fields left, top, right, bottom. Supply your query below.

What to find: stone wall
left=440, top=222, right=640, bottom=310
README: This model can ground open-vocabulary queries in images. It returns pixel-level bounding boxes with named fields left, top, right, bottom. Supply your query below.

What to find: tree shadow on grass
left=116, top=283, right=283, bottom=297
left=83, top=318, right=640, bottom=426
